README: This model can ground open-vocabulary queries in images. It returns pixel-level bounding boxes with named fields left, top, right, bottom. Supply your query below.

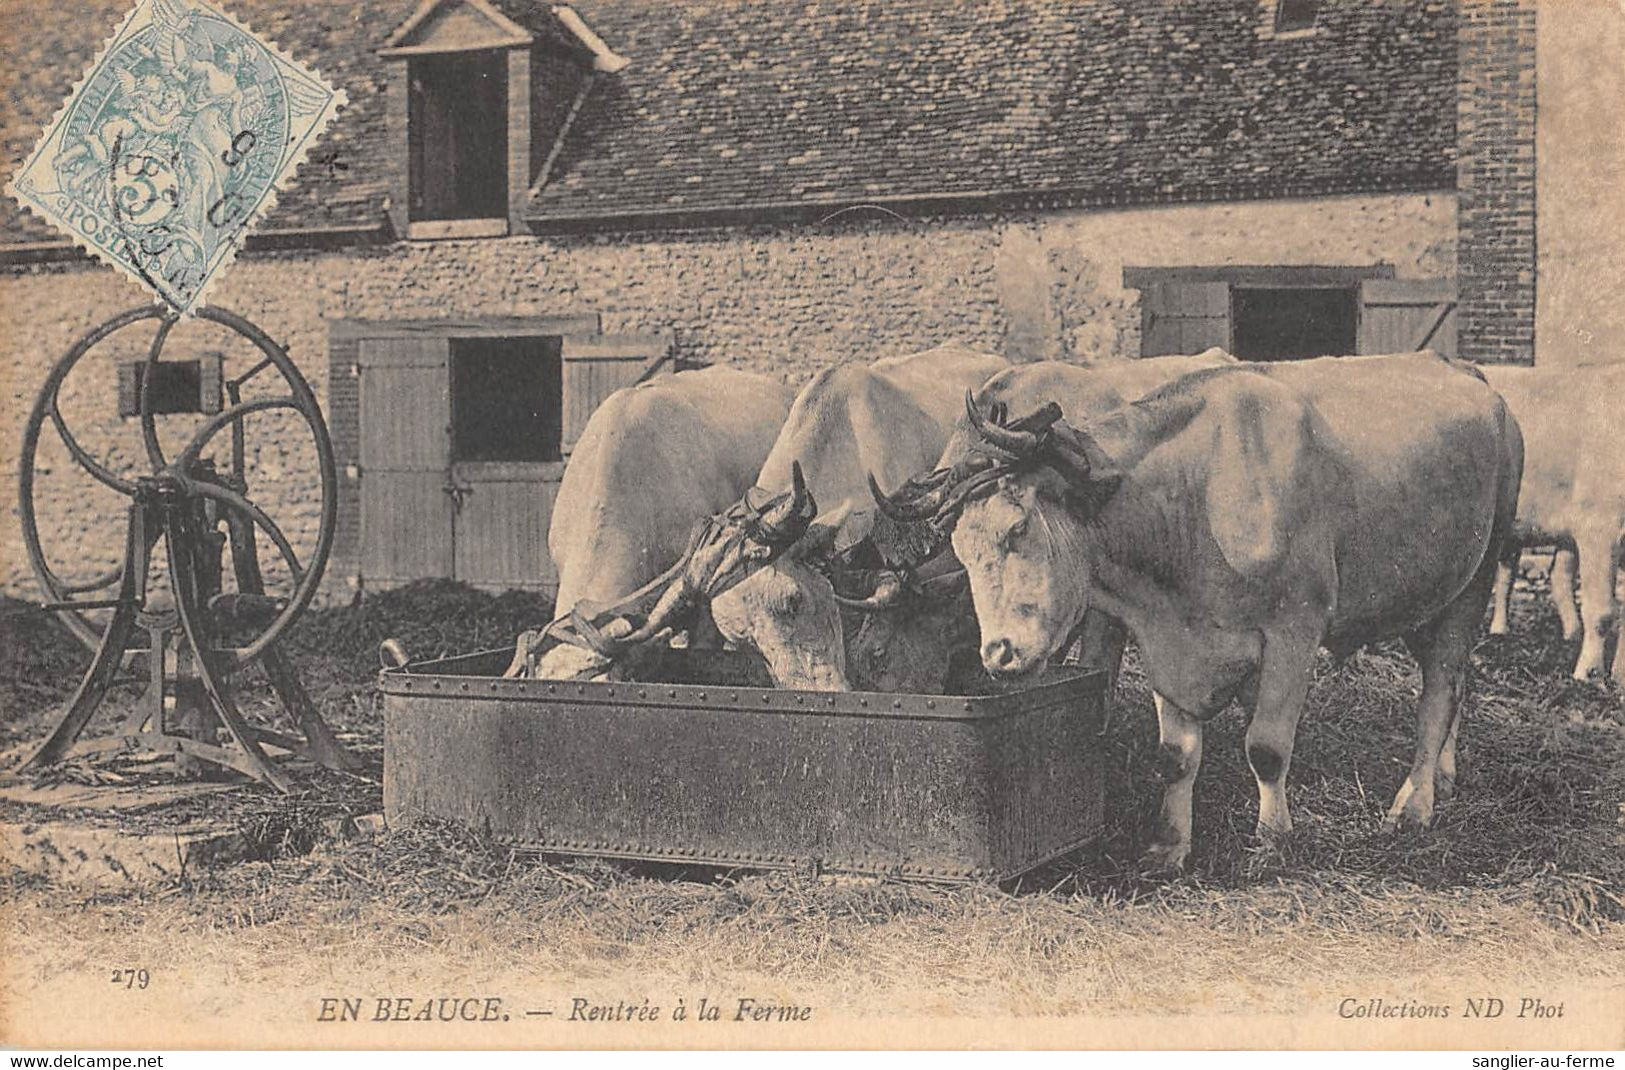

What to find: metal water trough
left=381, top=649, right=1106, bottom=882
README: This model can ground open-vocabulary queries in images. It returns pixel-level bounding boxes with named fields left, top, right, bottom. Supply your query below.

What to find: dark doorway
left=1231, top=287, right=1357, bottom=362
left=449, top=337, right=563, bottom=462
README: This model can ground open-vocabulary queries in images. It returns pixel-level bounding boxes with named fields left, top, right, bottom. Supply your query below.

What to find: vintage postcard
left=0, top=0, right=1620, bottom=1056
left=5, top=0, right=344, bottom=315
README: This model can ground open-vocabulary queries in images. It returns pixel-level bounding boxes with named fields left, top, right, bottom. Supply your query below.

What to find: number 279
left=111, top=968, right=150, bottom=989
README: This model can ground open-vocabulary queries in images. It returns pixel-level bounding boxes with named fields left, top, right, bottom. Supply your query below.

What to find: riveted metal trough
left=381, top=649, right=1106, bottom=883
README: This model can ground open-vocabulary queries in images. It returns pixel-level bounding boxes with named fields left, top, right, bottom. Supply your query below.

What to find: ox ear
left=1048, top=421, right=1124, bottom=507
left=1058, top=419, right=1124, bottom=481
left=1204, top=384, right=1310, bottom=577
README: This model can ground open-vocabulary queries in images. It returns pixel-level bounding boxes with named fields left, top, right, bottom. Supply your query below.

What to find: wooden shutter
left=1139, top=281, right=1231, bottom=356
left=559, top=331, right=674, bottom=455
left=358, top=337, right=454, bottom=587
left=1358, top=278, right=1458, bottom=357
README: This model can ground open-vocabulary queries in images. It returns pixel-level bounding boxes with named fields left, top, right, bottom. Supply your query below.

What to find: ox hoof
left=1382, top=779, right=1437, bottom=833
left=1380, top=808, right=1435, bottom=835
left=1252, top=820, right=1293, bottom=847
left=1571, top=663, right=1607, bottom=685
left=1139, top=842, right=1190, bottom=876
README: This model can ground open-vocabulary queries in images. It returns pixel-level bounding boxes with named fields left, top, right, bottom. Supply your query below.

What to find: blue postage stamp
left=5, top=0, right=344, bottom=315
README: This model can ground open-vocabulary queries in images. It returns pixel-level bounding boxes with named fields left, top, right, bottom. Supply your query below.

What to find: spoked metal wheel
left=18, top=305, right=336, bottom=662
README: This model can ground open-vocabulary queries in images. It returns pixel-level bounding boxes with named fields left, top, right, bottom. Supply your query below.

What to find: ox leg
left=1244, top=638, right=1316, bottom=840
left=1551, top=548, right=1581, bottom=642
left=1388, top=573, right=1485, bottom=830
left=1573, top=532, right=1618, bottom=681
left=1489, top=560, right=1513, bottom=636
left=1143, top=692, right=1203, bottom=873
left=1437, top=704, right=1463, bottom=802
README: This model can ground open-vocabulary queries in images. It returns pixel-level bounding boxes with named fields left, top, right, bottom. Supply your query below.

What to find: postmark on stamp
left=5, top=0, right=345, bottom=315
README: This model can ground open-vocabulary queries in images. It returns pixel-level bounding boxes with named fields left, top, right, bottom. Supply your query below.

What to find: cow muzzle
left=981, top=636, right=1039, bottom=677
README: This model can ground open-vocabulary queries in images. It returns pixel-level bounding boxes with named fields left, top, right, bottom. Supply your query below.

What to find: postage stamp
left=4, top=0, right=344, bottom=315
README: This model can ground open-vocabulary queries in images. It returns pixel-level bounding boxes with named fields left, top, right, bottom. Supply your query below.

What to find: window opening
left=450, top=337, right=562, bottom=462
left=408, top=50, right=508, bottom=221
left=1231, top=287, right=1357, bottom=362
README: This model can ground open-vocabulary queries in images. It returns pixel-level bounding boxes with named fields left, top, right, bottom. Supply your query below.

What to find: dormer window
left=381, top=0, right=536, bottom=240
left=409, top=50, right=508, bottom=222
left=380, top=0, right=628, bottom=240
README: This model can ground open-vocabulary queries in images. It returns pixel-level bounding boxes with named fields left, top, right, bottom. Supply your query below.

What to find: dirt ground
left=1, top=579, right=1621, bottom=1049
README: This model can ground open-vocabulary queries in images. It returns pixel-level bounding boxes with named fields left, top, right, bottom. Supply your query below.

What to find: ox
left=506, top=365, right=795, bottom=679
left=878, top=353, right=1521, bottom=870
left=706, top=345, right=1012, bottom=691
left=1480, top=363, right=1624, bottom=683
left=868, top=351, right=1242, bottom=694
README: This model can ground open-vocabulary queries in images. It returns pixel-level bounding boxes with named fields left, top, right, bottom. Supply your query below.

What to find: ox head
left=537, top=464, right=819, bottom=676
left=708, top=462, right=986, bottom=693
left=870, top=392, right=1121, bottom=678
left=841, top=561, right=977, bottom=693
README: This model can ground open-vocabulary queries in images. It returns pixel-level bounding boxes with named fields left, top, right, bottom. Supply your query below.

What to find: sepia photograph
left=0, top=0, right=1620, bottom=1054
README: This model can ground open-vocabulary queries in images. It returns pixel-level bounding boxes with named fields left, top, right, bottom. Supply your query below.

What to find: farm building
left=1, top=0, right=1618, bottom=601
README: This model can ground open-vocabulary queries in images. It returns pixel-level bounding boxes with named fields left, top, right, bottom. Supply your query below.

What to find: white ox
left=510, top=365, right=795, bottom=679
left=869, top=351, right=1241, bottom=693
left=899, top=353, right=1520, bottom=869
left=1480, top=363, right=1625, bottom=683
left=705, top=345, right=1011, bottom=691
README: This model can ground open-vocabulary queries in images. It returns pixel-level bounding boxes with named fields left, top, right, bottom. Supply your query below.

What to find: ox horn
left=965, top=390, right=1038, bottom=455
left=576, top=578, right=694, bottom=656
left=833, top=570, right=906, bottom=611
left=868, top=469, right=954, bottom=521
left=965, top=391, right=1068, bottom=456
left=752, top=460, right=817, bottom=548
left=611, top=579, right=693, bottom=647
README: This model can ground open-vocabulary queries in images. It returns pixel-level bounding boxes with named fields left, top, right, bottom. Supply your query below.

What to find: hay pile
left=0, top=595, right=91, bottom=740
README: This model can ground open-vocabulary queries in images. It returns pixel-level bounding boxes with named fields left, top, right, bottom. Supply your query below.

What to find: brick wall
left=1456, top=0, right=1537, bottom=365
left=0, top=191, right=1454, bottom=599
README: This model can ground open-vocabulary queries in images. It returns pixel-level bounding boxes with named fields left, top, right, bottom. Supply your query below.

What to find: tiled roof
left=1, top=0, right=1457, bottom=246
left=532, top=0, right=1458, bottom=223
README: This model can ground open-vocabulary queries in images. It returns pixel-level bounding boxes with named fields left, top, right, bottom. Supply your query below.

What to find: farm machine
left=11, top=305, right=355, bottom=791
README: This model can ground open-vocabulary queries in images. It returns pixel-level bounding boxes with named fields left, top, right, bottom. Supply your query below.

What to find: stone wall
left=0, top=190, right=1454, bottom=598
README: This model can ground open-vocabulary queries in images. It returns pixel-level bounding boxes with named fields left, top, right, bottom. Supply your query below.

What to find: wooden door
left=1139, top=281, right=1231, bottom=356
left=1358, top=278, right=1458, bottom=357
left=358, top=337, right=453, bottom=587
left=450, top=461, right=562, bottom=590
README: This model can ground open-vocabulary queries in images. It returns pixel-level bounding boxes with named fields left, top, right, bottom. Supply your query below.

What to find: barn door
left=1139, top=281, right=1231, bottom=356
left=358, top=337, right=454, bottom=587
left=559, top=331, right=674, bottom=455
left=1358, top=278, right=1458, bottom=358
left=451, top=462, right=560, bottom=590
left=449, top=335, right=565, bottom=591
